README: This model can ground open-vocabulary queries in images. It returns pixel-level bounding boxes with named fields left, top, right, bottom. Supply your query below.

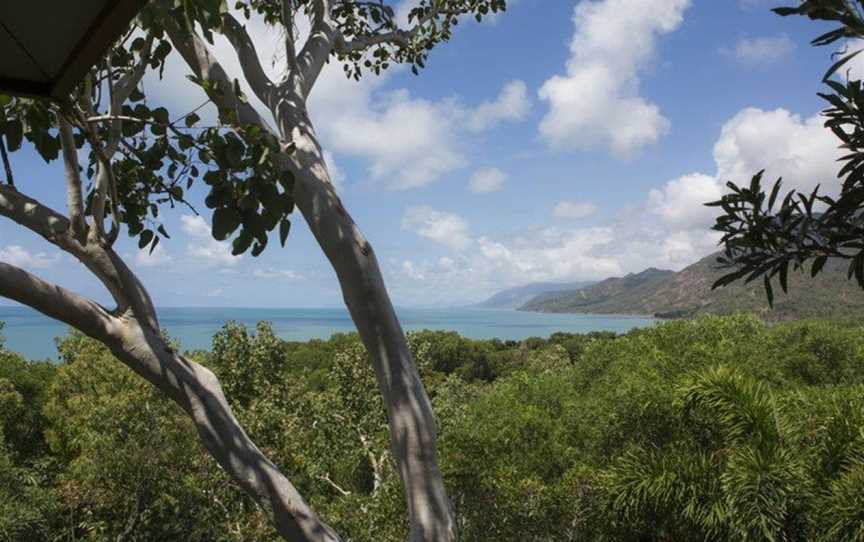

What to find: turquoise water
left=0, top=306, right=656, bottom=361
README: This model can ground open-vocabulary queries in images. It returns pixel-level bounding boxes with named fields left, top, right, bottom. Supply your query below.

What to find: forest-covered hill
left=520, top=253, right=864, bottom=320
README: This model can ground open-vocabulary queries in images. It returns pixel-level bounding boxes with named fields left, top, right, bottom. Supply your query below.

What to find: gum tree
left=0, top=1, right=506, bottom=540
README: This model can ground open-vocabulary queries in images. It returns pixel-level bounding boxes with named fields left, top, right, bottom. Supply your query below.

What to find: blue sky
left=0, top=0, right=852, bottom=308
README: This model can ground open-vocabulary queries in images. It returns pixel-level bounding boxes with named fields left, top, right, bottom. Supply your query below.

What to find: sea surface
left=0, top=306, right=656, bottom=361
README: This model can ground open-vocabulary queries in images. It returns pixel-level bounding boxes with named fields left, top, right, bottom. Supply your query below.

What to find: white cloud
left=469, top=167, right=507, bottom=193
left=402, top=206, right=472, bottom=251
left=465, top=80, right=531, bottom=132
left=181, top=215, right=242, bottom=267
left=396, top=104, right=844, bottom=305
left=321, top=89, right=466, bottom=190
left=0, top=245, right=58, bottom=269
left=252, top=268, right=303, bottom=280
left=553, top=200, right=597, bottom=219
left=713, top=107, right=841, bottom=195
left=312, top=75, right=530, bottom=190
left=133, top=243, right=174, bottom=268
left=648, top=173, right=722, bottom=228
left=647, top=107, right=841, bottom=232
left=723, top=34, right=795, bottom=66
left=206, top=288, right=225, bottom=298
left=538, top=0, right=689, bottom=156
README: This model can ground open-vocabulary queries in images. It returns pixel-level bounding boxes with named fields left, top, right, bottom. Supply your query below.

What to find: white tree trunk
left=282, top=102, right=457, bottom=542
left=163, top=19, right=457, bottom=540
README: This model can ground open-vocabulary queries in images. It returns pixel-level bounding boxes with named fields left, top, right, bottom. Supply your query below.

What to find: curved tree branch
left=220, top=13, right=276, bottom=106
left=164, top=18, right=278, bottom=133
left=57, top=112, right=87, bottom=242
left=0, top=185, right=157, bottom=329
left=296, top=0, right=337, bottom=98
left=0, top=262, right=115, bottom=342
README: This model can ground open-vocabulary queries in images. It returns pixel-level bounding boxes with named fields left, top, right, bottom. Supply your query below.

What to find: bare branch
left=0, top=262, right=115, bottom=342
left=220, top=13, right=276, bottom=106
left=334, top=6, right=459, bottom=54
left=57, top=112, right=87, bottom=242
left=282, top=0, right=300, bottom=73
left=0, top=184, right=158, bottom=329
left=296, top=0, right=337, bottom=98
left=114, top=35, right=154, bottom=106
left=318, top=473, right=351, bottom=496
left=71, top=105, right=121, bottom=244
left=163, top=18, right=278, bottom=134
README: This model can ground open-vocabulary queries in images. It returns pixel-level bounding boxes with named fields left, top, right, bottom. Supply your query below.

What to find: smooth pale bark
left=286, top=106, right=456, bottom=542
left=165, top=15, right=457, bottom=541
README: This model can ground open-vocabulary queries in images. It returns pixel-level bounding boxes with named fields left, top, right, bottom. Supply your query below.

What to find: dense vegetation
left=1, top=315, right=864, bottom=541
left=520, top=252, right=864, bottom=321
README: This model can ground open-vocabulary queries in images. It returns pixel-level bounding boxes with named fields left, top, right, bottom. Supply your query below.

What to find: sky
left=0, top=0, right=855, bottom=308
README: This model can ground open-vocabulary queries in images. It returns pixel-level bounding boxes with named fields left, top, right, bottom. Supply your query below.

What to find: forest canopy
left=2, top=315, right=864, bottom=541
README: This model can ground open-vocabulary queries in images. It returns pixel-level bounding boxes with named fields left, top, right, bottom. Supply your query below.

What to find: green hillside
left=520, top=253, right=864, bottom=321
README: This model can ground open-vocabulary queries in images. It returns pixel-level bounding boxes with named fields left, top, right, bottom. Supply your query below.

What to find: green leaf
left=4, top=119, right=22, bottom=150
left=279, top=218, right=291, bottom=247
left=232, top=230, right=253, bottom=255
left=212, top=208, right=241, bottom=241
left=152, top=107, right=170, bottom=125
left=811, top=255, right=827, bottom=277
left=823, top=49, right=863, bottom=82
left=138, top=229, right=154, bottom=249
left=184, top=112, right=200, bottom=128
left=763, top=275, right=774, bottom=308
left=779, top=260, right=789, bottom=294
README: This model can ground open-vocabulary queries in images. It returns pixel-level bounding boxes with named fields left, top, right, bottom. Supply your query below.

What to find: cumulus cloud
left=648, top=173, right=722, bottom=228
left=311, top=75, right=530, bottom=190
left=402, top=206, right=472, bottom=251
left=465, top=80, right=531, bottom=132
left=253, top=268, right=303, bottom=280
left=133, top=243, right=174, bottom=268
left=647, top=107, right=842, bottom=233
left=320, top=89, right=466, bottom=190
left=722, top=34, right=795, bottom=66
left=469, top=167, right=507, bottom=193
left=538, top=0, right=689, bottom=156
left=181, top=215, right=242, bottom=267
left=713, top=107, right=841, bottom=194
left=0, top=245, right=58, bottom=269
left=553, top=200, right=597, bottom=219
left=397, top=104, right=844, bottom=305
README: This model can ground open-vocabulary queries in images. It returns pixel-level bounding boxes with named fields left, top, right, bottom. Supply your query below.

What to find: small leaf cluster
left=0, top=95, right=62, bottom=163
left=1, top=21, right=297, bottom=257
left=333, top=0, right=508, bottom=79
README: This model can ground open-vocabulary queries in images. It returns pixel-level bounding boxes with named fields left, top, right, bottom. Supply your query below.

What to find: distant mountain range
left=507, top=252, right=864, bottom=321
left=473, top=281, right=596, bottom=309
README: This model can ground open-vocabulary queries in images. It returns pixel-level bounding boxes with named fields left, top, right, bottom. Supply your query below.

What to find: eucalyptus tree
left=0, top=1, right=506, bottom=540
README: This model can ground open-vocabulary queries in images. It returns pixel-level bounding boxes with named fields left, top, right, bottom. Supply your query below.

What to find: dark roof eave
left=0, top=0, right=150, bottom=100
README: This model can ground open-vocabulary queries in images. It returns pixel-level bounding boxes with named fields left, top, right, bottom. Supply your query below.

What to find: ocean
left=0, top=305, right=657, bottom=361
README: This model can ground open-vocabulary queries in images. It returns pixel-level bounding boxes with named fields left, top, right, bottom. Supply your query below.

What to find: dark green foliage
left=3, top=316, right=864, bottom=540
